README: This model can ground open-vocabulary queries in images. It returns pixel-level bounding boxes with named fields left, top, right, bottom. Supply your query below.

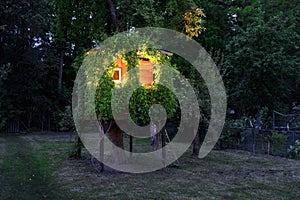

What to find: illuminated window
left=139, top=60, right=153, bottom=86
left=113, top=68, right=122, bottom=83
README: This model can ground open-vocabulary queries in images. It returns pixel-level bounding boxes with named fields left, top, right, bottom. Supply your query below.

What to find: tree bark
left=106, top=121, right=126, bottom=164
left=71, top=135, right=82, bottom=159
left=105, top=0, right=121, bottom=31
left=101, top=0, right=124, bottom=165
left=58, top=48, right=64, bottom=93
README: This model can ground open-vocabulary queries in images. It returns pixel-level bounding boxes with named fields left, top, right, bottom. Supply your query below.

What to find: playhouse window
left=113, top=68, right=122, bottom=83
left=139, top=64, right=153, bottom=86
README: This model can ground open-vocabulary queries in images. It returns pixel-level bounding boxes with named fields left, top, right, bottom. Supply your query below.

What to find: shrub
left=265, top=132, right=287, bottom=156
left=288, top=140, right=300, bottom=159
left=58, top=105, right=75, bottom=132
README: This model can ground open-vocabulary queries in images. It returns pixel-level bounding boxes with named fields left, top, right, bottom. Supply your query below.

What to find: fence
left=1, top=114, right=52, bottom=134
left=273, top=110, right=300, bottom=131
left=4, top=119, right=20, bottom=133
left=240, top=129, right=300, bottom=156
left=217, top=127, right=300, bottom=157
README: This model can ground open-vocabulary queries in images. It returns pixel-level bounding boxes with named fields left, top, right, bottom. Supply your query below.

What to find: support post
left=161, top=128, right=166, bottom=167
left=129, top=135, right=133, bottom=155
left=99, top=137, right=104, bottom=172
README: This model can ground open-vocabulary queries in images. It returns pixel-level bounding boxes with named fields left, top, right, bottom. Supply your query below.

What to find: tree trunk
left=74, top=135, right=82, bottom=158
left=105, top=0, right=121, bottom=31
left=28, top=111, right=32, bottom=130
left=48, top=115, right=51, bottom=131
left=41, top=113, right=44, bottom=132
left=106, top=121, right=126, bottom=164
left=58, top=48, right=64, bottom=93
left=102, top=0, right=125, bottom=165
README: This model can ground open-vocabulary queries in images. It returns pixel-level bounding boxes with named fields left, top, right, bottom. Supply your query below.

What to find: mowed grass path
left=0, top=133, right=300, bottom=199
left=0, top=134, right=76, bottom=200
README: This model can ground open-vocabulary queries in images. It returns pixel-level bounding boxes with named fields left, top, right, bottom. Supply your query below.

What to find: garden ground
left=0, top=133, right=300, bottom=200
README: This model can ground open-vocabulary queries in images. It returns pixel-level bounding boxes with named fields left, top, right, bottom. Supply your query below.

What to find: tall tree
left=0, top=0, right=57, bottom=130
left=98, top=0, right=208, bottom=157
left=223, top=0, right=300, bottom=115
left=51, top=0, right=72, bottom=93
left=69, top=0, right=208, bottom=159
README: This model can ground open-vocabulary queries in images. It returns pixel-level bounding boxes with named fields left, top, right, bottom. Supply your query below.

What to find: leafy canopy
left=94, top=49, right=178, bottom=124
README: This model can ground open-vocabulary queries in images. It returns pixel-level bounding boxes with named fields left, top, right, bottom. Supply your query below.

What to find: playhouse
left=112, top=57, right=154, bottom=86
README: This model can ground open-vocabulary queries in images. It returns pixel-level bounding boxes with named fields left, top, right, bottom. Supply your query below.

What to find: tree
left=50, top=0, right=109, bottom=94
left=92, top=48, right=178, bottom=164
left=223, top=1, right=300, bottom=115
left=68, top=0, right=207, bottom=159
left=0, top=0, right=57, bottom=131
left=0, top=64, right=11, bottom=129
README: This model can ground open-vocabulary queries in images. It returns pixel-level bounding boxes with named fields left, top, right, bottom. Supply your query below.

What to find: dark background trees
left=0, top=0, right=299, bottom=136
left=223, top=0, right=300, bottom=116
left=0, top=0, right=57, bottom=131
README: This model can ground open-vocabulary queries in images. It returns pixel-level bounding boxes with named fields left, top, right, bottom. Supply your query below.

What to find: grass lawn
left=0, top=133, right=300, bottom=200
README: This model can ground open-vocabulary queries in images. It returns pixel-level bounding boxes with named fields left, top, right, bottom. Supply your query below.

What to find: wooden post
left=99, top=136, right=104, bottom=172
left=161, top=127, right=166, bottom=167
left=129, top=135, right=133, bottom=155
left=247, top=129, right=251, bottom=152
left=98, top=122, right=106, bottom=172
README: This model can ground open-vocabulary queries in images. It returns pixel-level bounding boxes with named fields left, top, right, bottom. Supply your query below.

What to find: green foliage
left=288, top=140, right=300, bottom=159
left=95, top=67, right=115, bottom=121
left=292, top=103, right=300, bottom=113
left=0, top=0, right=60, bottom=129
left=0, top=63, right=11, bottom=129
left=265, top=132, right=287, bottom=145
left=94, top=49, right=178, bottom=124
left=218, top=127, right=243, bottom=149
left=128, top=85, right=178, bottom=124
left=260, top=107, right=269, bottom=124
left=58, top=105, right=75, bottom=131
left=223, top=11, right=300, bottom=114
left=2, top=0, right=299, bottom=134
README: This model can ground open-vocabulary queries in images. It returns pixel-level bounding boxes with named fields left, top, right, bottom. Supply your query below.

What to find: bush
left=288, top=140, right=300, bottom=159
left=265, top=132, right=287, bottom=156
left=58, top=105, right=75, bottom=132
left=217, top=120, right=243, bottom=149
left=218, top=128, right=242, bottom=149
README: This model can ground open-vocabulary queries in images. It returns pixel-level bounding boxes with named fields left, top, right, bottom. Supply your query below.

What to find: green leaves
left=94, top=49, right=178, bottom=124
left=129, top=85, right=178, bottom=124
left=223, top=1, right=300, bottom=114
